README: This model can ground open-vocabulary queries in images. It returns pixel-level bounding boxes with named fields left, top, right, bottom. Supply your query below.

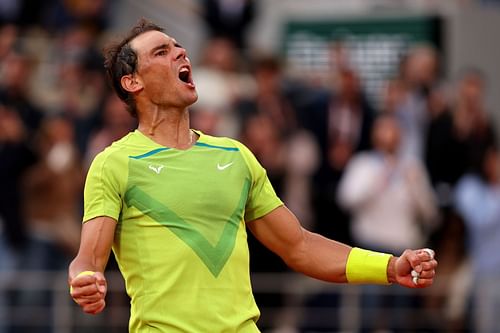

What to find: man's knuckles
left=71, top=283, right=100, bottom=296
left=83, top=300, right=105, bottom=314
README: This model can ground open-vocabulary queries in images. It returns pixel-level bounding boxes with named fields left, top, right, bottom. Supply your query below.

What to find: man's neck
left=137, top=105, right=195, bottom=149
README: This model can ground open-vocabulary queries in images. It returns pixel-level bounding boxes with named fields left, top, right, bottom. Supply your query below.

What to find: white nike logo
left=217, top=162, right=234, bottom=171
left=149, top=165, right=165, bottom=174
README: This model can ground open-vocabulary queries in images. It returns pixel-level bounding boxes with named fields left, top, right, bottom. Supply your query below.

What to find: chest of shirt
left=122, top=148, right=250, bottom=227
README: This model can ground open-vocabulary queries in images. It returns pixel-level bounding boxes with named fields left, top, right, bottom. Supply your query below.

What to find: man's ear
left=121, top=74, right=143, bottom=94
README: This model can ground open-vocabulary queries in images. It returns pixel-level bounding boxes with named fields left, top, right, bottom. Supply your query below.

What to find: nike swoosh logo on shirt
left=217, top=162, right=233, bottom=171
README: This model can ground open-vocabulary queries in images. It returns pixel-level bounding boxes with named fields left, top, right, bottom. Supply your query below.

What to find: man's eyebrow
left=150, top=43, right=169, bottom=54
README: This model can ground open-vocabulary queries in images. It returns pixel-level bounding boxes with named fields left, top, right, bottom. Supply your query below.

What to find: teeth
left=180, top=68, right=189, bottom=73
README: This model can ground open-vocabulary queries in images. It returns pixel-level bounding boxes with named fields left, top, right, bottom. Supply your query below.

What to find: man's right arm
left=69, top=216, right=117, bottom=314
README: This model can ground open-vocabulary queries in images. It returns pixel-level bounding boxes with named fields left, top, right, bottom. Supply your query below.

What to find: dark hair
left=103, top=18, right=164, bottom=117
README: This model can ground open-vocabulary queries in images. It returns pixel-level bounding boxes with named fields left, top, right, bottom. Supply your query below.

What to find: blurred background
left=1, top=0, right=500, bottom=332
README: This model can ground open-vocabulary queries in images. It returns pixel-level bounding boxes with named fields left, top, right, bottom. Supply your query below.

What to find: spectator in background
left=0, top=108, right=68, bottom=333
left=422, top=80, right=469, bottom=330
left=424, top=70, right=496, bottom=329
left=339, top=114, right=438, bottom=267
left=0, top=49, right=43, bottom=250
left=426, top=68, right=496, bottom=195
left=0, top=50, right=43, bottom=133
left=0, top=103, right=38, bottom=333
left=425, top=81, right=462, bottom=196
left=191, top=37, right=254, bottom=138
left=241, top=114, right=287, bottom=197
left=454, top=146, right=500, bottom=333
left=201, top=0, right=256, bottom=49
left=451, top=68, right=496, bottom=173
left=31, top=24, right=108, bottom=153
left=42, top=0, right=110, bottom=34
left=389, top=45, right=439, bottom=160
left=338, top=114, right=438, bottom=332
left=306, top=65, right=375, bottom=245
left=23, top=115, right=83, bottom=256
left=84, top=93, right=136, bottom=168
left=0, top=24, right=18, bottom=61
left=0, top=105, right=36, bottom=251
left=237, top=55, right=298, bottom=137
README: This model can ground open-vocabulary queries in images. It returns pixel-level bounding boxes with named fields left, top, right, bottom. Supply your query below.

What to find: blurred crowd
left=1, top=0, right=500, bottom=332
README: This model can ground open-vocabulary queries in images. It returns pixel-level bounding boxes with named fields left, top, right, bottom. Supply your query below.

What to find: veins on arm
left=247, top=206, right=351, bottom=283
left=69, top=216, right=117, bottom=280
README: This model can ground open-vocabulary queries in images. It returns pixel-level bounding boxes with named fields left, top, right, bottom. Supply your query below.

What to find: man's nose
left=175, top=47, right=187, bottom=61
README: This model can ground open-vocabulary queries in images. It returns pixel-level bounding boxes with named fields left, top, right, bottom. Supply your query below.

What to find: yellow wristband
left=69, top=270, right=96, bottom=294
left=346, top=248, right=392, bottom=284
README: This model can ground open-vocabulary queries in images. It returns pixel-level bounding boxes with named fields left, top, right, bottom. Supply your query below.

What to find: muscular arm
left=247, top=206, right=436, bottom=287
left=69, top=216, right=116, bottom=277
left=247, top=206, right=353, bottom=283
left=68, top=216, right=117, bottom=314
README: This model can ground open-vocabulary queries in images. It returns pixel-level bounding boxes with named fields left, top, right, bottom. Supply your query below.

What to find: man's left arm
left=247, top=205, right=437, bottom=288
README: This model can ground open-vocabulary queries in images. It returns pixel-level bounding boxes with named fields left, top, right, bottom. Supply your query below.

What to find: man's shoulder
left=195, top=132, right=259, bottom=169
left=90, top=132, right=137, bottom=168
left=196, top=131, right=243, bottom=151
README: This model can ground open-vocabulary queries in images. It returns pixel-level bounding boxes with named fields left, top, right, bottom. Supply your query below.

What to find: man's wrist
left=345, top=247, right=393, bottom=284
left=387, top=256, right=397, bottom=284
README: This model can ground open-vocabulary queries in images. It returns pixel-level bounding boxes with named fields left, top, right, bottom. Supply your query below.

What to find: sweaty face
left=130, top=30, right=197, bottom=108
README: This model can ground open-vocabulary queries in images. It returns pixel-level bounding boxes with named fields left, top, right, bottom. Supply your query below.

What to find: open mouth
left=178, top=66, right=194, bottom=86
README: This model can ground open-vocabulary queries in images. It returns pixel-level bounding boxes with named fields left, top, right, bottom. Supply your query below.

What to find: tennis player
left=68, top=19, right=437, bottom=332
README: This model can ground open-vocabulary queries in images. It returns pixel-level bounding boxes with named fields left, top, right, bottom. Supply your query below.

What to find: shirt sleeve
left=82, top=150, right=123, bottom=223
left=235, top=142, right=283, bottom=222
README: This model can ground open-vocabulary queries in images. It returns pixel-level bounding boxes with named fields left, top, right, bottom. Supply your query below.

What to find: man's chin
left=187, top=93, right=198, bottom=106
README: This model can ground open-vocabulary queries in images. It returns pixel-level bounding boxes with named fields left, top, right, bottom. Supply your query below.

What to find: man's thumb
left=94, top=272, right=107, bottom=294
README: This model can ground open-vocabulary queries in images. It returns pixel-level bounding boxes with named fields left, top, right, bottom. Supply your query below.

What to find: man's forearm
left=282, top=230, right=352, bottom=283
